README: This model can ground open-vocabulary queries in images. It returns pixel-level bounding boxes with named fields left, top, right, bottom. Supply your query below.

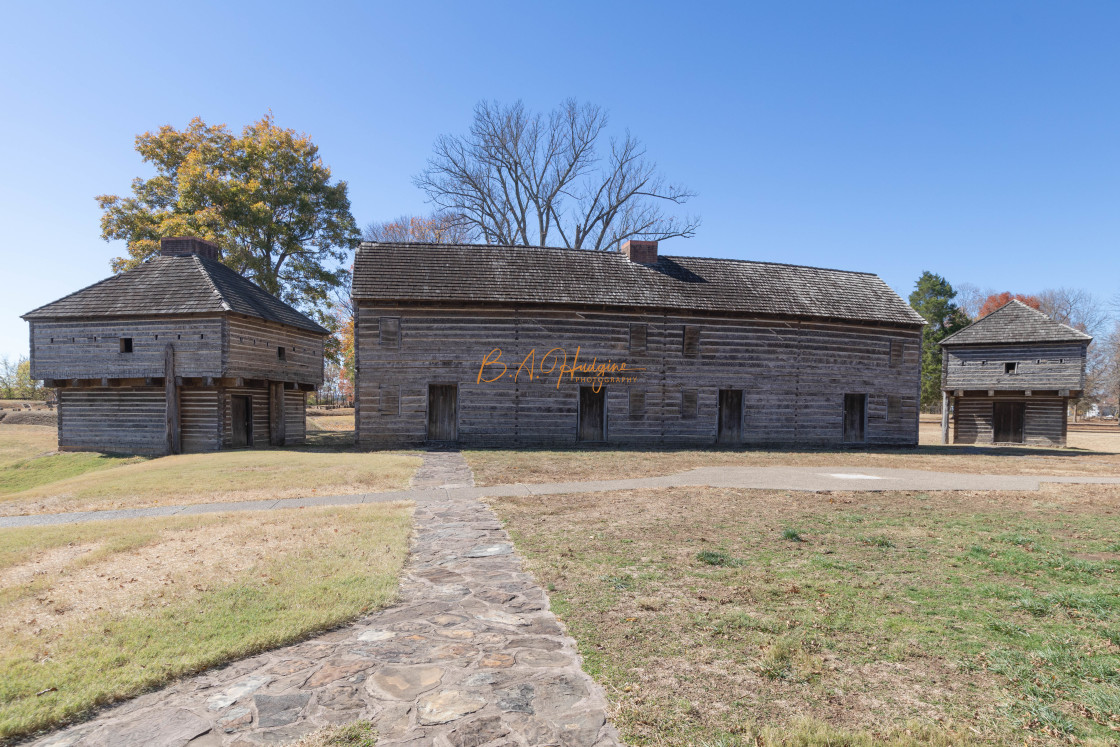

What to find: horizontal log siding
left=57, top=387, right=167, bottom=455
left=943, top=342, right=1087, bottom=391
left=179, top=388, right=220, bottom=452
left=285, top=390, right=307, bottom=444
left=951, top=395, right=1068, bottom=446
left=356, top=305, right=921, bottom=448
left=224, top=316, right=325, bottom=385
left=29, top=318, right=223, bottom=380
left=221, top=386, right=271, bottom=448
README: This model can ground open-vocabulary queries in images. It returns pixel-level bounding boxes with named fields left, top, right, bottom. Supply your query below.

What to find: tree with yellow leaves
left=97, top=113, right=360, bottom=324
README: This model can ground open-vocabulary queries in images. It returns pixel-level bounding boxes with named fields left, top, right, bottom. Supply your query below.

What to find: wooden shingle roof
left=22, top=255, right=329, bottom=335
left=352, top=242, right=926, bottom=327
left=940, top=300, right=1092, bottom=346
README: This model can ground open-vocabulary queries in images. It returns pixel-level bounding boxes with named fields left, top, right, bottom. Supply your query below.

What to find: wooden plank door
left=843, top=393, right=866, bottom=443
left=578, top=386, right=606, bottom=442
left=427, top=384, right=458, bottom=442
left=717, top=389, right=742, bottom=444
left=231, top=395, right=251, bottom=448
left=993, top=401, right=1024, bottom=443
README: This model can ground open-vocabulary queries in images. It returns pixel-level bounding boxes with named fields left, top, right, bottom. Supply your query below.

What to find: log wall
left=355, top=305, right=922, bottom=448
left=225, top=316, right=324, bottom=385
left=951, top=395, right=1068, bottom=446
left=57, top=387, right=168, bottom=454
left=943, top=342, right=1087, bottom=392
left=180, top=388, right=221, bottom=452
left=285, top=390, right=307, bottom=444
left=29, top=318, right=223, bottom=380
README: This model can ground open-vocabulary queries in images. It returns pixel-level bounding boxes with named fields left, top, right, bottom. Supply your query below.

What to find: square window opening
left=683, top=326, right=700, bottom=357
left=119, top=337, right=133, bottom=353
left=1004, top=362, right=1017, bottom=375
left=380, top=317, right=401, bottom=349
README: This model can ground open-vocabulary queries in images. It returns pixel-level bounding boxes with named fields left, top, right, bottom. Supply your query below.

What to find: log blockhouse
left=939, top=300, right=1092, bottom=447
left=23, top=237, right=327, bottom=454
left=352, top=240, right=926, bottom=448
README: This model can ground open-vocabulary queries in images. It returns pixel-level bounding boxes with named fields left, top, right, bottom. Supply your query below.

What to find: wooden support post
left=164, top=344, right=181, bottom=455
left=269, top=380, right=286, bottom=447
left=941, top=391, right=950, bottom=445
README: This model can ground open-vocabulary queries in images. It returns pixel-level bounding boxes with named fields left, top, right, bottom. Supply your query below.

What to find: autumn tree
left=416, top=99, right=699, bottom=250
left=977, top=291, right=1042, bottom=318
left=0, top=356, right=42, bottom=400
left=97, top=114, right=360, bottom=326
left=909, top=271, right=970, bottom=409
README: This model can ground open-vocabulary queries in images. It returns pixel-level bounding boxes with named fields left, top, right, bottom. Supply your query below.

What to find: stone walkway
left=34, top=451, right=621, bottom=747
left=4, top=465, right=1120, bottom=529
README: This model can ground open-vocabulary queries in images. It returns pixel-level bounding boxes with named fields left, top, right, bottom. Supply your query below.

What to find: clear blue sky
left=2, top=0, right=1118, bottom=361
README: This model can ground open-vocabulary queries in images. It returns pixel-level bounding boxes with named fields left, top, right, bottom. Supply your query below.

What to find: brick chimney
left=620, top=239, right=658, bottom=264
left=160, top=236, right=222, bottom=261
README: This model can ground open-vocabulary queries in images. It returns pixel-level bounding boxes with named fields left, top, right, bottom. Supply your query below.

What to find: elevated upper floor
left=23, top=237, right=327, bottom=386
left=940, top=300, right=1092, bottom=394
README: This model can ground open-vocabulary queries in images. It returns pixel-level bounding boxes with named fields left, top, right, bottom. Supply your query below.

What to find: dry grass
left=308, top=414, right=357, bottom=432
left=0, top=503, right=412, bottom=742
left=464, top=425, right=1120, bottom=486
left=0, top=425, right=143, bottom=497
left=295, top=721, right=377, bottom=747
left=0, top=446, right=420, bottom=516
left=490, top=485, right=1120, bottom=745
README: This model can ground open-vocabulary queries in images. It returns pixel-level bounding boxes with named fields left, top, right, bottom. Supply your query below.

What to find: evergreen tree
left=909, top=271, right=971, bottom=408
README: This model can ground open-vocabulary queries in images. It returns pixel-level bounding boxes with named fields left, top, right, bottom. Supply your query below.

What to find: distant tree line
left=0, top=356, right=45, bottom=400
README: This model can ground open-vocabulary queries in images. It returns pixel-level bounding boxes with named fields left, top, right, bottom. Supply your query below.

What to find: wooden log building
left=352, top=240, right=925, bottom=448
left=22, top=237, right=328, bottom=455
left=939, top=300, right=1092, bottom=446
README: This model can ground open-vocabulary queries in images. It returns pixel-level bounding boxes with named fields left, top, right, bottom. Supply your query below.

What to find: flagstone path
left=33, top=451, right=622, bottom=747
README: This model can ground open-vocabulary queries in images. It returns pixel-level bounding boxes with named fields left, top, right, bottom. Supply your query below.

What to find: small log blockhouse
left=22, top=237, right=328, bottom=455
left=352, top=240, right=925, bottom=448
left=938, top=300, right=1092, bottom=447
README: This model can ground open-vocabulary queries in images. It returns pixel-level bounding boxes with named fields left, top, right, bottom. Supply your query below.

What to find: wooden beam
left=941, top=391, right=949, bottom=445
left=165, top=344, right=181, bottom=455
left=268, top=380, right=286, bottom=447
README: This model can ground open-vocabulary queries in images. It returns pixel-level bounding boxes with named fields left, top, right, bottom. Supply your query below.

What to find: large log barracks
left=352, top=240, right=925, bottom=448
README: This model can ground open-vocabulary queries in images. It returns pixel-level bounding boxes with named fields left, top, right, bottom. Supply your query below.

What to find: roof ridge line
left=193, top=255, right=233, bottom=312
left=357, top=242, right=880, bottom=277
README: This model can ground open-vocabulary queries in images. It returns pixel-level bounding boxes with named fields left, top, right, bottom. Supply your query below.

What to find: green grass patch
left=696, top=549, right=744, bottom=567
left=0, top=503, right=412, bottom=742
left=492, top=486, right=1120, bottom=745
left=0, top=426, right=142, bottom=496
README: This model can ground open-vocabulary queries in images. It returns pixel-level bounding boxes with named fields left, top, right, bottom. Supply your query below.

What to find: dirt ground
left=490, top=484, right=1120, bottom=745
left=465, top=421, right=1120, bottom=486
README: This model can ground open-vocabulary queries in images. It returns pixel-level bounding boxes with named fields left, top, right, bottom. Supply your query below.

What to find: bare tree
left=1038, top=287, right=1108, bottom=336
left=1036, top=288, right=1110, bottom=418
left=363, top=213, right=474, bottom=244
left=415, top=99, right=700, bottom=250
left=954, top=283, right=991, bottom=320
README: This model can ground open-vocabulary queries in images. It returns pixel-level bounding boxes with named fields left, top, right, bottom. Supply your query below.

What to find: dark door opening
left=578, top=386, right=606, bottom=442
left=427, top=384, right=458, bottom=441
left=231, top=395, right=252, bottom=448
left=717, top=389, right=743, bottom=444
left=843, top=393, right=866, bottom=443
left=993, top=401, right=1025, bottom=443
